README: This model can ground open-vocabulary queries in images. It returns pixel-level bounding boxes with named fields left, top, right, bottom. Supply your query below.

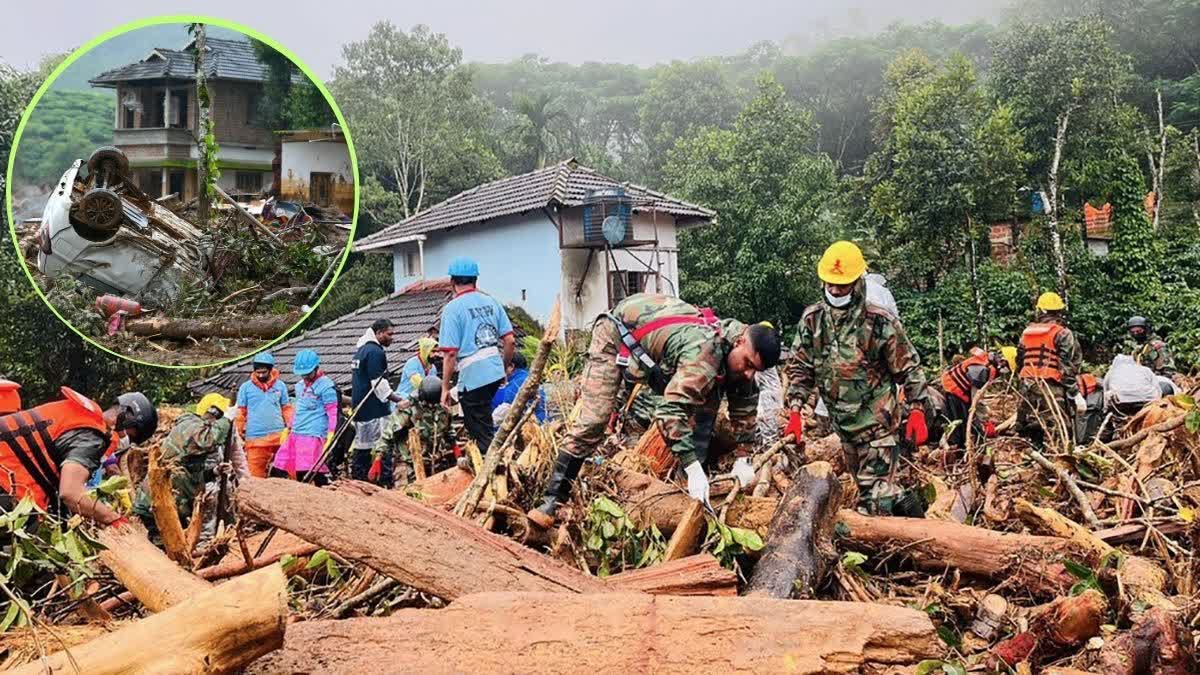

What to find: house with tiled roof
left=189, top=278, right=452, bottom=396
left=354, top=159, right=716, bottom=330
left=90, top=36, right=279, bottom=201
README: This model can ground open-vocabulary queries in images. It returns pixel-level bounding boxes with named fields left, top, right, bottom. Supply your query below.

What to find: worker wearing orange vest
left=0, top=388, right=157, bottom=526
left=1015, top=292, right=1083, bottom=449
left=0, top=379, right=22, bottom=415
left=937, top=347, right=1013, bottom=447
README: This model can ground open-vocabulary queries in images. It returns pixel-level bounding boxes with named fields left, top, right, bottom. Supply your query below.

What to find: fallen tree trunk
left=248, top=591, right=939, bottom=674
left=147, top=442, right=191, bottom=568
left=746, top=461, right=841, bottom=599
left=96, top=521, right=211, bottom=613
left=1015, top=498, right=1174, bottom=611
left=126, top=313, right=300, bottom=340
left=9, top=565, right=286, bottom=675
left=835, top=510, right=1080, bottom=597
left=406, top=468, right=474, bottom=507
left=605, top=554, right=737, bottom=596
left=239, top=477, right=608, bottom=600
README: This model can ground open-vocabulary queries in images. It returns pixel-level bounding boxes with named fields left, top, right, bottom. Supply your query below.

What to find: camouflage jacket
left=784, top=279, right=928, bottom=442
left=1016, top=315, right=1082, bottom=395
left=1132, top=334, right=1176, bottom=377
left=610, top=294, right=758, bottom=465
left=133, top=412, right=231, bottom=520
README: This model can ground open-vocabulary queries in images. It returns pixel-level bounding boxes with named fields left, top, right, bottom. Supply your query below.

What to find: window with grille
left=608, top=271, right=652, bottom=307
left=235, top=171, right=263, bottom=194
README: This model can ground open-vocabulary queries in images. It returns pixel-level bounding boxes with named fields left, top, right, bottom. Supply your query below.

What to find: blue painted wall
left=393, top=211, right=562, bottom=321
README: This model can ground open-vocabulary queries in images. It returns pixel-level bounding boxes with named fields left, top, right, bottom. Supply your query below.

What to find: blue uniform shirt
left=439, top=289, right=512, bottom=392
left=491, top=368, right=548, bottom=422
left=291, top=375, right=338, bottom=437
left=398, top=356, right=435, bottom=399
left=235, top=377, right=289, bottom=439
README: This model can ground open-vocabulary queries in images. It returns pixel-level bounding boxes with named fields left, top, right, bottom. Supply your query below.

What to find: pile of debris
left=3, top=314, right=1196, bottom=673
left=20, top=146, right=344, bottom=365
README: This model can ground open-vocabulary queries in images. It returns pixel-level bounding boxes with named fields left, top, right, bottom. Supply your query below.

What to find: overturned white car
left=37, top=146, right=211, bottom=304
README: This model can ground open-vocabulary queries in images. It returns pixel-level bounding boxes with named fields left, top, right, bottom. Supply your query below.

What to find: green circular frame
left=4, top=14, right=360, bottom=371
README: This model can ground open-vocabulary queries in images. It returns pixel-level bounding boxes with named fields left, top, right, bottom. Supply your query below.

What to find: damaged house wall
left=280, top=135, right=354, bottom=214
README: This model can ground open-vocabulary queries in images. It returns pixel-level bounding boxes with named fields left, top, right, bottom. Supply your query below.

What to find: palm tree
left=513, top=92, right=565, bottom=170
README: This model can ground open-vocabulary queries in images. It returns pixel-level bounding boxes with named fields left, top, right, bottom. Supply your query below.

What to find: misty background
left=1, top=1, right=1010, bottom=74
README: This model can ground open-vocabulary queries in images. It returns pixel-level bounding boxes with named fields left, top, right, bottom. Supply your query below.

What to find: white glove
left=683, top=461, right=710, bottom=506
left=731, top=456, right=756, bottom=488
left=223, top=406, right=238, bottom=421
left=1074, top=393, right=1087, bottom=415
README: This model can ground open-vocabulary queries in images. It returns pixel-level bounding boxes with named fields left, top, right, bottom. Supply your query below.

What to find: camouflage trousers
left=841, top=429, right=908, bottom=515
left=564, top=319, right=623, bottom=459
left=1016, top=380, right=1073, bottom=449
left=372, top=401, right=454, bottom=483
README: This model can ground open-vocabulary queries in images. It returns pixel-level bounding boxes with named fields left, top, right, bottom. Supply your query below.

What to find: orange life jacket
left=1079, top=373, right=1099, bottom=397
left=0, top=388, right=117, bottom=510
left=941, top=350, right=995, bottom=403
left=0, top=380, right=21, bottom=415
left=1019, top=323, right=1065, bottom=382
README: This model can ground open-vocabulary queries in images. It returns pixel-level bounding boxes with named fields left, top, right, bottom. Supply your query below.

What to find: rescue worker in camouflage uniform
left=527, top=293, right=782, bottom=529
left=133, top=393, right=233, bottom=540
left=1127, top=316, right=1177, bottom=381
left=372, top=375, right=454, bottom=483
left=935, top=347, right=1013, bottom=447
left=784, top=241, right=931, bottom=516
left=1015, top=292, right=1083, bottom=449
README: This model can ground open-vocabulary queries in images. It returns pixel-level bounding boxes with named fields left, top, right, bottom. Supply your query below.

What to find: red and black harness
left=606, top=307, right=720, bottom=392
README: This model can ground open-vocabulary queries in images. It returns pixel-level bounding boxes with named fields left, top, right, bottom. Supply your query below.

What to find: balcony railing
left=112, top=127, right=194, bottom=146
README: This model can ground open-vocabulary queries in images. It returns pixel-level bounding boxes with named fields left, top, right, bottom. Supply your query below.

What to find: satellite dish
left=602, top=214, right=626, bottom=246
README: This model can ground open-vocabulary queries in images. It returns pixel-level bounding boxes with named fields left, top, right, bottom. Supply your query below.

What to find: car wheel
left=78, top=188, right=123, bottom=231
left=87, top=145, right=129, bottom=177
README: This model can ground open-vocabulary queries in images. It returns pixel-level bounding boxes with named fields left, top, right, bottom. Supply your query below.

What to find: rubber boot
left=527, top=451, right=585, bottom=529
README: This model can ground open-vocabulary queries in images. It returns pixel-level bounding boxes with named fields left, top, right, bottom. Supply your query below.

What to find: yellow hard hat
left=817, top=241, right=867, bottom=285
left=1036, top=291, right=1065, bottom=311
left=195, top=393, right=231, bottom=417
left=999, top=346, right=1017, bottom=373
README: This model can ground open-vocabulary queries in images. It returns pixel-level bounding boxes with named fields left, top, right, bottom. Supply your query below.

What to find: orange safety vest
left=0, top=388, right=117, bottom=510
left=1079, top=373, right=1099, bottom=397
left=0, top=380, right=20, bottom=415
left=1019, top=323, right=1065, bottom=382
left=941, top=351, right=995, bottom=403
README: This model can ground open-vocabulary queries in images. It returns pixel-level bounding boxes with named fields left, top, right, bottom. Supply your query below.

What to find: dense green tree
left=331, top=23, right=503, bottom=221
left=665, top=76, right=840, bottom=327
left=250, top=40, right=336, bottom=131
left=638, top=60, right=742, bottom=183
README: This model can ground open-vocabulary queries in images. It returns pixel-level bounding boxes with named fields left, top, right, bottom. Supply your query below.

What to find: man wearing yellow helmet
left=1015, top=291, right=1082, bottom=448
left=784, top=241, right=932, bottom=516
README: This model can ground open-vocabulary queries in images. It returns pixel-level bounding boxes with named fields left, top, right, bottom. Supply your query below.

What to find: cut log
left=96, top=521, right=211, bottom=613
left=147, top=441, right=191, bottom=568
left=126, top=313, right=300, bottom=340
left=612, top=466, right=773, bottom=535
left=991, top=590, right=1106, bottom=668
left=1097, top=607, right=1196, bottom=675
left=8, top=565, right=286, bottom=675
left=835, top=509, right=1080, bottom=597
left=632, top=423, right=674, bottom=477
left=746, top=461, right=841, bottom=599
left=247, top=591, right=939, bottom=674
left=662, top=500, right=706, bottom=561
left=605, top=554, right=737, bottom=596
left=238, top=477, right=608, bottom=600
left=405, top=467, right=473, bottom=507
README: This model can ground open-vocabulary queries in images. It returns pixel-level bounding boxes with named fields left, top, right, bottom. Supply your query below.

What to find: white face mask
left=825, top=289, right=852, bottom=308
left=118, top=435, right=131, bottom=452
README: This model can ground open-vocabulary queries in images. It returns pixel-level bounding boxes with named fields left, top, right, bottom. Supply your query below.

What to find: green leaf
left=0, top=602, right=20, bottom=633
left=601, top=521, right=616, bottom=539
left=1063, top=559, right=1095, bottom=581
left=96, top=475, right=130, bottom=495
left=942, top=662, right=967, bottom=675
left=728, top=527, right=764, bottom=551
left=914, top=661, right=947, bottom=675
left=325, top=557, right=341, bottom=580
left=841, top=551, right=868, bottom=569
left=585, top=533, right=604, bottom=551
left=1185, top=410, right=1200, bottom=435
left=593, top=496, right=625, bottom=518
left=305, top=549, right=331, bottom=570
left=279, top=554, right=298, bottom=571
left=1175, top=394, right=1195, bottom=410
left=936, top=625, right=962, bottom=648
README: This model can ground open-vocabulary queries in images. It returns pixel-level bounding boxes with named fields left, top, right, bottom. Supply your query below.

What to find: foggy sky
left=1, top=0, right=1009, bottom=77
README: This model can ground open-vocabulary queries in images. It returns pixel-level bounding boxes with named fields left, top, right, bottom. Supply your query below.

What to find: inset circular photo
left=6, top=17, right=357, bottom=367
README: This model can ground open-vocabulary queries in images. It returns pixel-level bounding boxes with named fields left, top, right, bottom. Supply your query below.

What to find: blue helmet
left=251, top=351, right=275, bottom=367
left=293, top=349, right=320, bottom=376
left=448, top=256, right=479, bottom=277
